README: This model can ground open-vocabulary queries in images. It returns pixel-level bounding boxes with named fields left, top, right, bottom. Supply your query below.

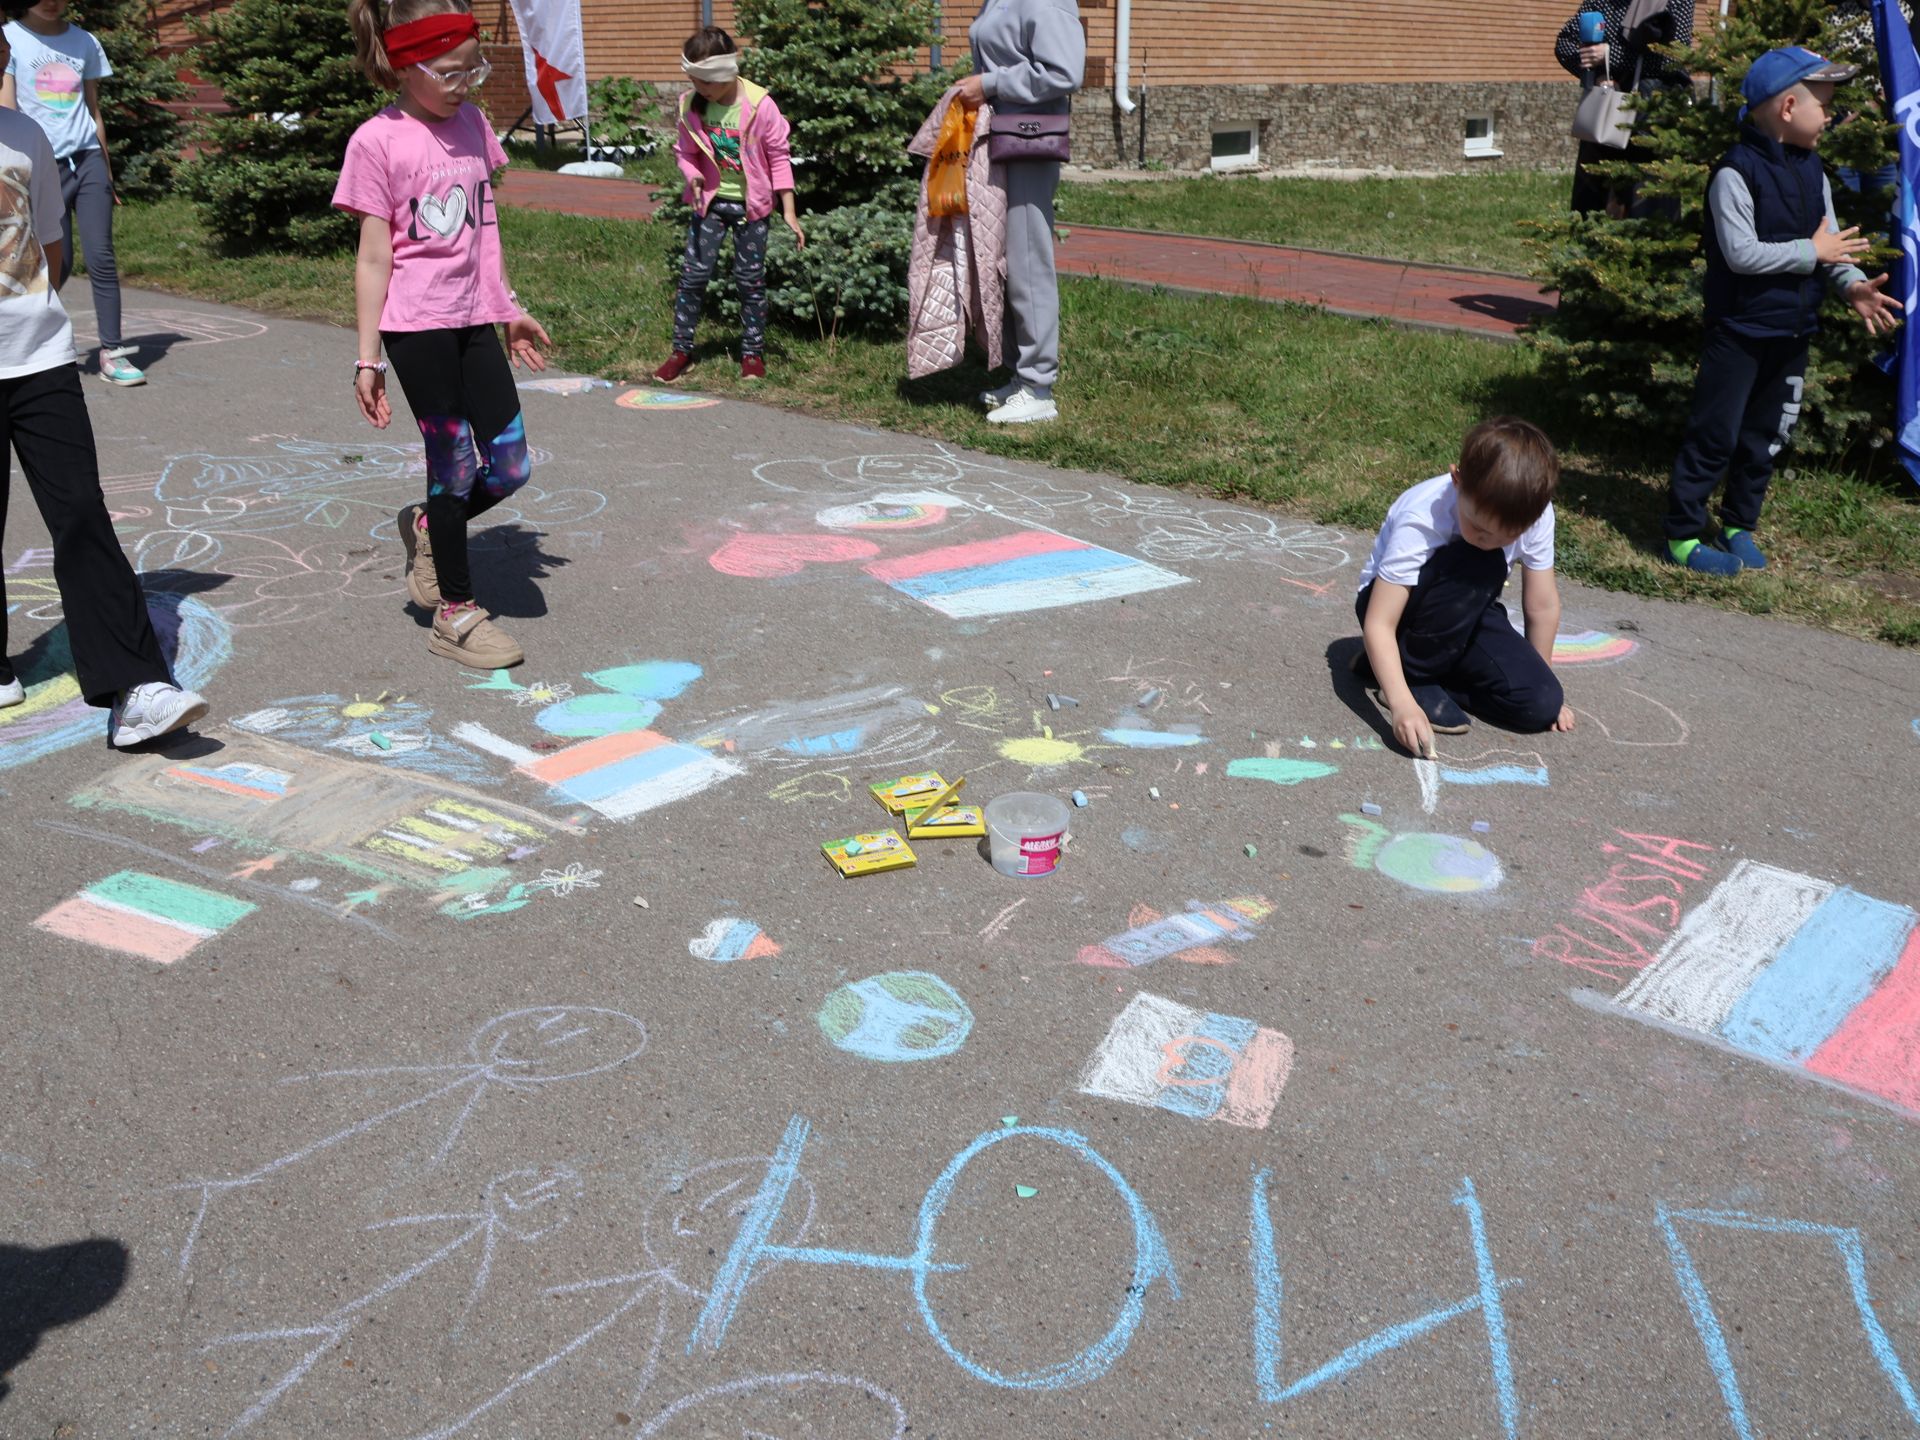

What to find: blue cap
left=1741, top=46, right=1858, bottom=108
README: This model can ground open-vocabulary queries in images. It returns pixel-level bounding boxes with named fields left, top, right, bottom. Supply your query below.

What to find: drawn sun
left=339, top=691, right=404, bottom=720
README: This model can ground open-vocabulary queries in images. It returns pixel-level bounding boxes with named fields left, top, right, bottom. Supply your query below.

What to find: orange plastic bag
left=927, top=104, right=975, bottom=218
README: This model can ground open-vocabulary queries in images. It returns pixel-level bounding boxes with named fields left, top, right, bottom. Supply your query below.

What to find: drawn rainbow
left=34, top=871, right=255, bottom=965
left=1606, top=860, right=1920, bottom=1118
left=863, top=531, right=1188, bottom=619
left=1553, top=630, right=1639, bottom=665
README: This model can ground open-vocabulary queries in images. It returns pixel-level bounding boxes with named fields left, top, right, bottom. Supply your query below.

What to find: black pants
left=1665, top=326, right=1807, bottom=541
left=0, top=362, right=169, bottom=705
left=383, top=326, right=531, bottom=605
left=1356, top=537, right=1563, bottom=733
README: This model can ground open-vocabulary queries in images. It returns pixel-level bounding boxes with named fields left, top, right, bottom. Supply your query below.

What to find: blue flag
left=1873, top=0, right=1920, bottom=486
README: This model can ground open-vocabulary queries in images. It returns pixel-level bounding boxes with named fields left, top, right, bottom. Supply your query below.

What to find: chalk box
left=905, top=804, right=986, bottom=838
left=870, top=772, right=950, bottom=814
left=823, top=829, right=919, bottom=877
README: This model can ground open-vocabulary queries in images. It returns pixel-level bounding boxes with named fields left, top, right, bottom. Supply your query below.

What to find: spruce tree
left=71, top=0, right=185, bottom=198
left=1526, top=0, right=1896, bottom=465
left=734, top=0, right=951, bottom=212
left=178, top=0, right=381, bottom=253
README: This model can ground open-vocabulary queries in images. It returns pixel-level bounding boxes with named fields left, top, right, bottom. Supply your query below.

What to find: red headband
left=384, top=12, right=479, bottom=68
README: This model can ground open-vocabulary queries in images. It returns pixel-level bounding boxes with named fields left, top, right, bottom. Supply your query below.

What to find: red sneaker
left=740, top=355, right=766, bottom=380
left=653, top=351, right=693, bottom=383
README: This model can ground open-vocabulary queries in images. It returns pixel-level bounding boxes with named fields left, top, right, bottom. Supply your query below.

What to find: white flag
left=507, top=0, right=587, bottom=124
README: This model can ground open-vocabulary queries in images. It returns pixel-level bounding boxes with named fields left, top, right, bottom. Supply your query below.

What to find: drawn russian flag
left=453, top=723, right=742, bottom=820
left=34, top=871, right=255, bottom=965
left=864, top=530, right=1188, bottom=619
left=1609, top=860, right=1920, bottom=1117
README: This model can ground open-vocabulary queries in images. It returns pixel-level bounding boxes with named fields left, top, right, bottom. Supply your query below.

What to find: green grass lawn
left=1057, top=170, right=1571, bottom=275
left=111, top=197, right=1920, bottom=646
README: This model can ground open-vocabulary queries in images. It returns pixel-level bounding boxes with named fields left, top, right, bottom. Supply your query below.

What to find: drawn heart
left=689, top=917, right=779, bottom=963
left=708, top=532, right=879, bottom=579
left=417, top=186, right=469, bottom=238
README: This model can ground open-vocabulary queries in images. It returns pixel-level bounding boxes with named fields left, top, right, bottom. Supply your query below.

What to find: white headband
left=681, top=52, right=740, bottom=83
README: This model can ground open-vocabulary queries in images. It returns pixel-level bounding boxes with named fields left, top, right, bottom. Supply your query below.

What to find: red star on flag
left=532, top=47, right=573, bottom=117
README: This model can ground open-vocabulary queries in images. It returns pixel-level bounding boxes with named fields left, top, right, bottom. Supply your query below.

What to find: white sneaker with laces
left=979, top=378, right=1022, bottom=409
left=985, top=386, right=1058, bottom=425
left=0, top=676, right=23, bottom=708
left=110, top=682, right=209, bottom=747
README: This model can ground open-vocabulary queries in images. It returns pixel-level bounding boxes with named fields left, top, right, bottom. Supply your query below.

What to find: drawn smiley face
left=468, top=1006, right=649, bottom=1084
left=642, top=1156, right=816, bottom=1298
left=483, top=1164, right=586, bottom=1242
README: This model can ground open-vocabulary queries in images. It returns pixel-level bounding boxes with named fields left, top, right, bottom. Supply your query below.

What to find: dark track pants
left=1357, top=536, right=1563, bottom=733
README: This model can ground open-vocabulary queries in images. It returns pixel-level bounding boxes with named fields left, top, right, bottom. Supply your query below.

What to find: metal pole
left=701, top=0, right=712, bottom=27
left=931, top=0, right=943, bottom=71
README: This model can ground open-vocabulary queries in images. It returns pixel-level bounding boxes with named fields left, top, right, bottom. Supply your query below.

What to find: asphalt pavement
left=3, top=288, right=1919, bottom=1439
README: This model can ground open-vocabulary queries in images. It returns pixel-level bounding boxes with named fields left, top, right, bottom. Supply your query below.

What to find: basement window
left=1210, top=123, right=1258, bottom=172
left=1464, top=114, right=1502, bottom=159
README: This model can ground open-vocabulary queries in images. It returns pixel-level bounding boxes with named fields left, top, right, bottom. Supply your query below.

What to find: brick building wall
left=161, top=0, right=1711, bottom=171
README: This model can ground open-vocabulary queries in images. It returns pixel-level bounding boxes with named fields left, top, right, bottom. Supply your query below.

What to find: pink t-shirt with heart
left=333, top=103, right=517, bottom=332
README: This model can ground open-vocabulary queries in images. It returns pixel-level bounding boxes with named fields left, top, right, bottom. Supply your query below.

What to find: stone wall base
left=1071, top=82, right=1579, bottom=173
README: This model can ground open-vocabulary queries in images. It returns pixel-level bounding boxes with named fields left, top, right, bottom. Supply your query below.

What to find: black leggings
left=0, top=362, right=169, bottom=705
left=383, top=325, right=531, bottom=605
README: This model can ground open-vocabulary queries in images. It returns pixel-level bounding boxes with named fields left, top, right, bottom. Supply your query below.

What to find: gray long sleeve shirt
left=1707, top=166, right=1867, bottom=294
left=970, top=0, right=1086, bottom=115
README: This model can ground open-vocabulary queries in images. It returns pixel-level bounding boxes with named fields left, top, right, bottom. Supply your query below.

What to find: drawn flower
left=530, top=863, right=603, bottom=897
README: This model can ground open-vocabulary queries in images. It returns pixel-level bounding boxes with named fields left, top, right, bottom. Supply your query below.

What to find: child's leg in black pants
left=1667, top=328, right=1805, bottom=541
left=384, top=326, right=532, bottom=605
left=0, top=363, right=170, bottom=704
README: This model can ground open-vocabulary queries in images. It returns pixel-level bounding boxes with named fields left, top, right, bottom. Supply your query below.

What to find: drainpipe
left=1114, top=0, right=1137, bottom=114
left=931, top=0, right=942, bottom=71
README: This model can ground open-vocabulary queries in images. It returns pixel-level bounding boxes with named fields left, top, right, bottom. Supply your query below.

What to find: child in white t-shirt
left=1354, top=416, right=1575, bottom=758
left=0, top=106, right=208, bottom=742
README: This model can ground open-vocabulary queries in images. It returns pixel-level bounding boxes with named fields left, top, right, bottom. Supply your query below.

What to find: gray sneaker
left=429, top=603, right=523, bottom=669
left=110, top=682, right=209, bottom=747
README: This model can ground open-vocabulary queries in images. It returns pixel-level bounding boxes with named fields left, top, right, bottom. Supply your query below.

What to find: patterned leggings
left=672, top=199, right=769, bottom=357
left=383, top=324, right=532, bottom=605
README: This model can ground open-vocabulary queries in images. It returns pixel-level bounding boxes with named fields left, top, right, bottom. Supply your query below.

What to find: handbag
left=988, top=113, right=1071, bottom=163
left=1571, top=54, right=1642, bottom=149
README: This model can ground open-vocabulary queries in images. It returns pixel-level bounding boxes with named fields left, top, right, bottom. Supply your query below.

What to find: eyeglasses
left=416, top=57, right=490, bottom=89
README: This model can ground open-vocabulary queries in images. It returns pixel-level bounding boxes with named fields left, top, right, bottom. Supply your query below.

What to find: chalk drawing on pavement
left=33, top=870, right=255, bottom=965
left=1532, top=831, right=1719, bottom=981
left=690, top=918, right=779, bottom=963
left=1079, top=992, right=1293, bottom=1128
left=817, top=972, right=973, bottom=1061
left=170, top=1006, right=646, bottom=1275
left=1077, top=897, right=1274, bottom=969
left=1341, top=815, right=1504, bottom=894
left=1586, top=859, right=1920, bottom=1120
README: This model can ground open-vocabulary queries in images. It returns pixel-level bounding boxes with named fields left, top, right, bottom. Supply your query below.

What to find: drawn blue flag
left=1873, top=0, right=1920, bottom=486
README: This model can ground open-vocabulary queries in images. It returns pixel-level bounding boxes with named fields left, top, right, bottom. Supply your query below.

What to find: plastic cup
left=1578, top=11, right=1606, bottom=44
left=985, top=792, right=1071, bottom=878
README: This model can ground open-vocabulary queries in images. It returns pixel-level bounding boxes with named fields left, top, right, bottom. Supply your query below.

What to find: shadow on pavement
left=0, top=1237, right=129, bottom=1404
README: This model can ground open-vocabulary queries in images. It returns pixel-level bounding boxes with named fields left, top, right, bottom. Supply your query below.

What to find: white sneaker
left=110, top=682, right=209, bottom=747
left=985, top=386, right=1058, bottom=425
left=979, top=378, right=1022, bottom=409
left=99, top=353, right=147, bottom=387
left=0, top=676, right=23, bottom=708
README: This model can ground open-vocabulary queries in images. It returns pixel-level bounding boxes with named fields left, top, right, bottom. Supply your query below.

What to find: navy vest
left=1701, top=126, right=1829, bottom=339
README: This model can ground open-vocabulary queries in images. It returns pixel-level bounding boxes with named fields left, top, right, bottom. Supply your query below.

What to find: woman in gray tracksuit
left=956, top=0, right=1084, bottom=425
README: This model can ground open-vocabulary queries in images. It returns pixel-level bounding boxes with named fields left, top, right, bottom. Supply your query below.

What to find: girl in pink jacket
left=653, top=27, right=805, bottom=382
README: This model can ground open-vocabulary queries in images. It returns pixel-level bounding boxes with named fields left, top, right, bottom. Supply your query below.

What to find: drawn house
left=156, top=0, right=1713, bottom=172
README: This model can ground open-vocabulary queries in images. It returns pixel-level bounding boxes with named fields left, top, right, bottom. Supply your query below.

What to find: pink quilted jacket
left=905, top=88, right=1007, bottom=379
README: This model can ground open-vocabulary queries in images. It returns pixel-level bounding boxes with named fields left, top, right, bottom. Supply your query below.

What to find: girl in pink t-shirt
left=334, top=0, right=550, bottom=670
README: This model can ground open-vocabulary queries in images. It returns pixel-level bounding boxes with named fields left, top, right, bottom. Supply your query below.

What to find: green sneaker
left=99, top=352, right=146, bottom=387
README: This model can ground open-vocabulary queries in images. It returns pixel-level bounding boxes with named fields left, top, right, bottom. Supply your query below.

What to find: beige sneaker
left=398, top=503, right=441, bottom=609
left=429, top=602, right=523, bottom=668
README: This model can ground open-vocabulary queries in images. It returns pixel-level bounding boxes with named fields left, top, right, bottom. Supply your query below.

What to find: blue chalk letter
left=1250, top=1169, right=1520, bottom=1437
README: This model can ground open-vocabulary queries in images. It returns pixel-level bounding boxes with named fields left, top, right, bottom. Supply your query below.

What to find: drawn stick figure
left=205, top=1166, right=584, bottom=1436
left=170, top=1006, right=646, bottom=1273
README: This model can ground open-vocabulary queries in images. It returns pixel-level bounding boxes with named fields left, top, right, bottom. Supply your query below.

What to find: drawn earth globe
left=1374, top=832, right=1504, bottom=894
